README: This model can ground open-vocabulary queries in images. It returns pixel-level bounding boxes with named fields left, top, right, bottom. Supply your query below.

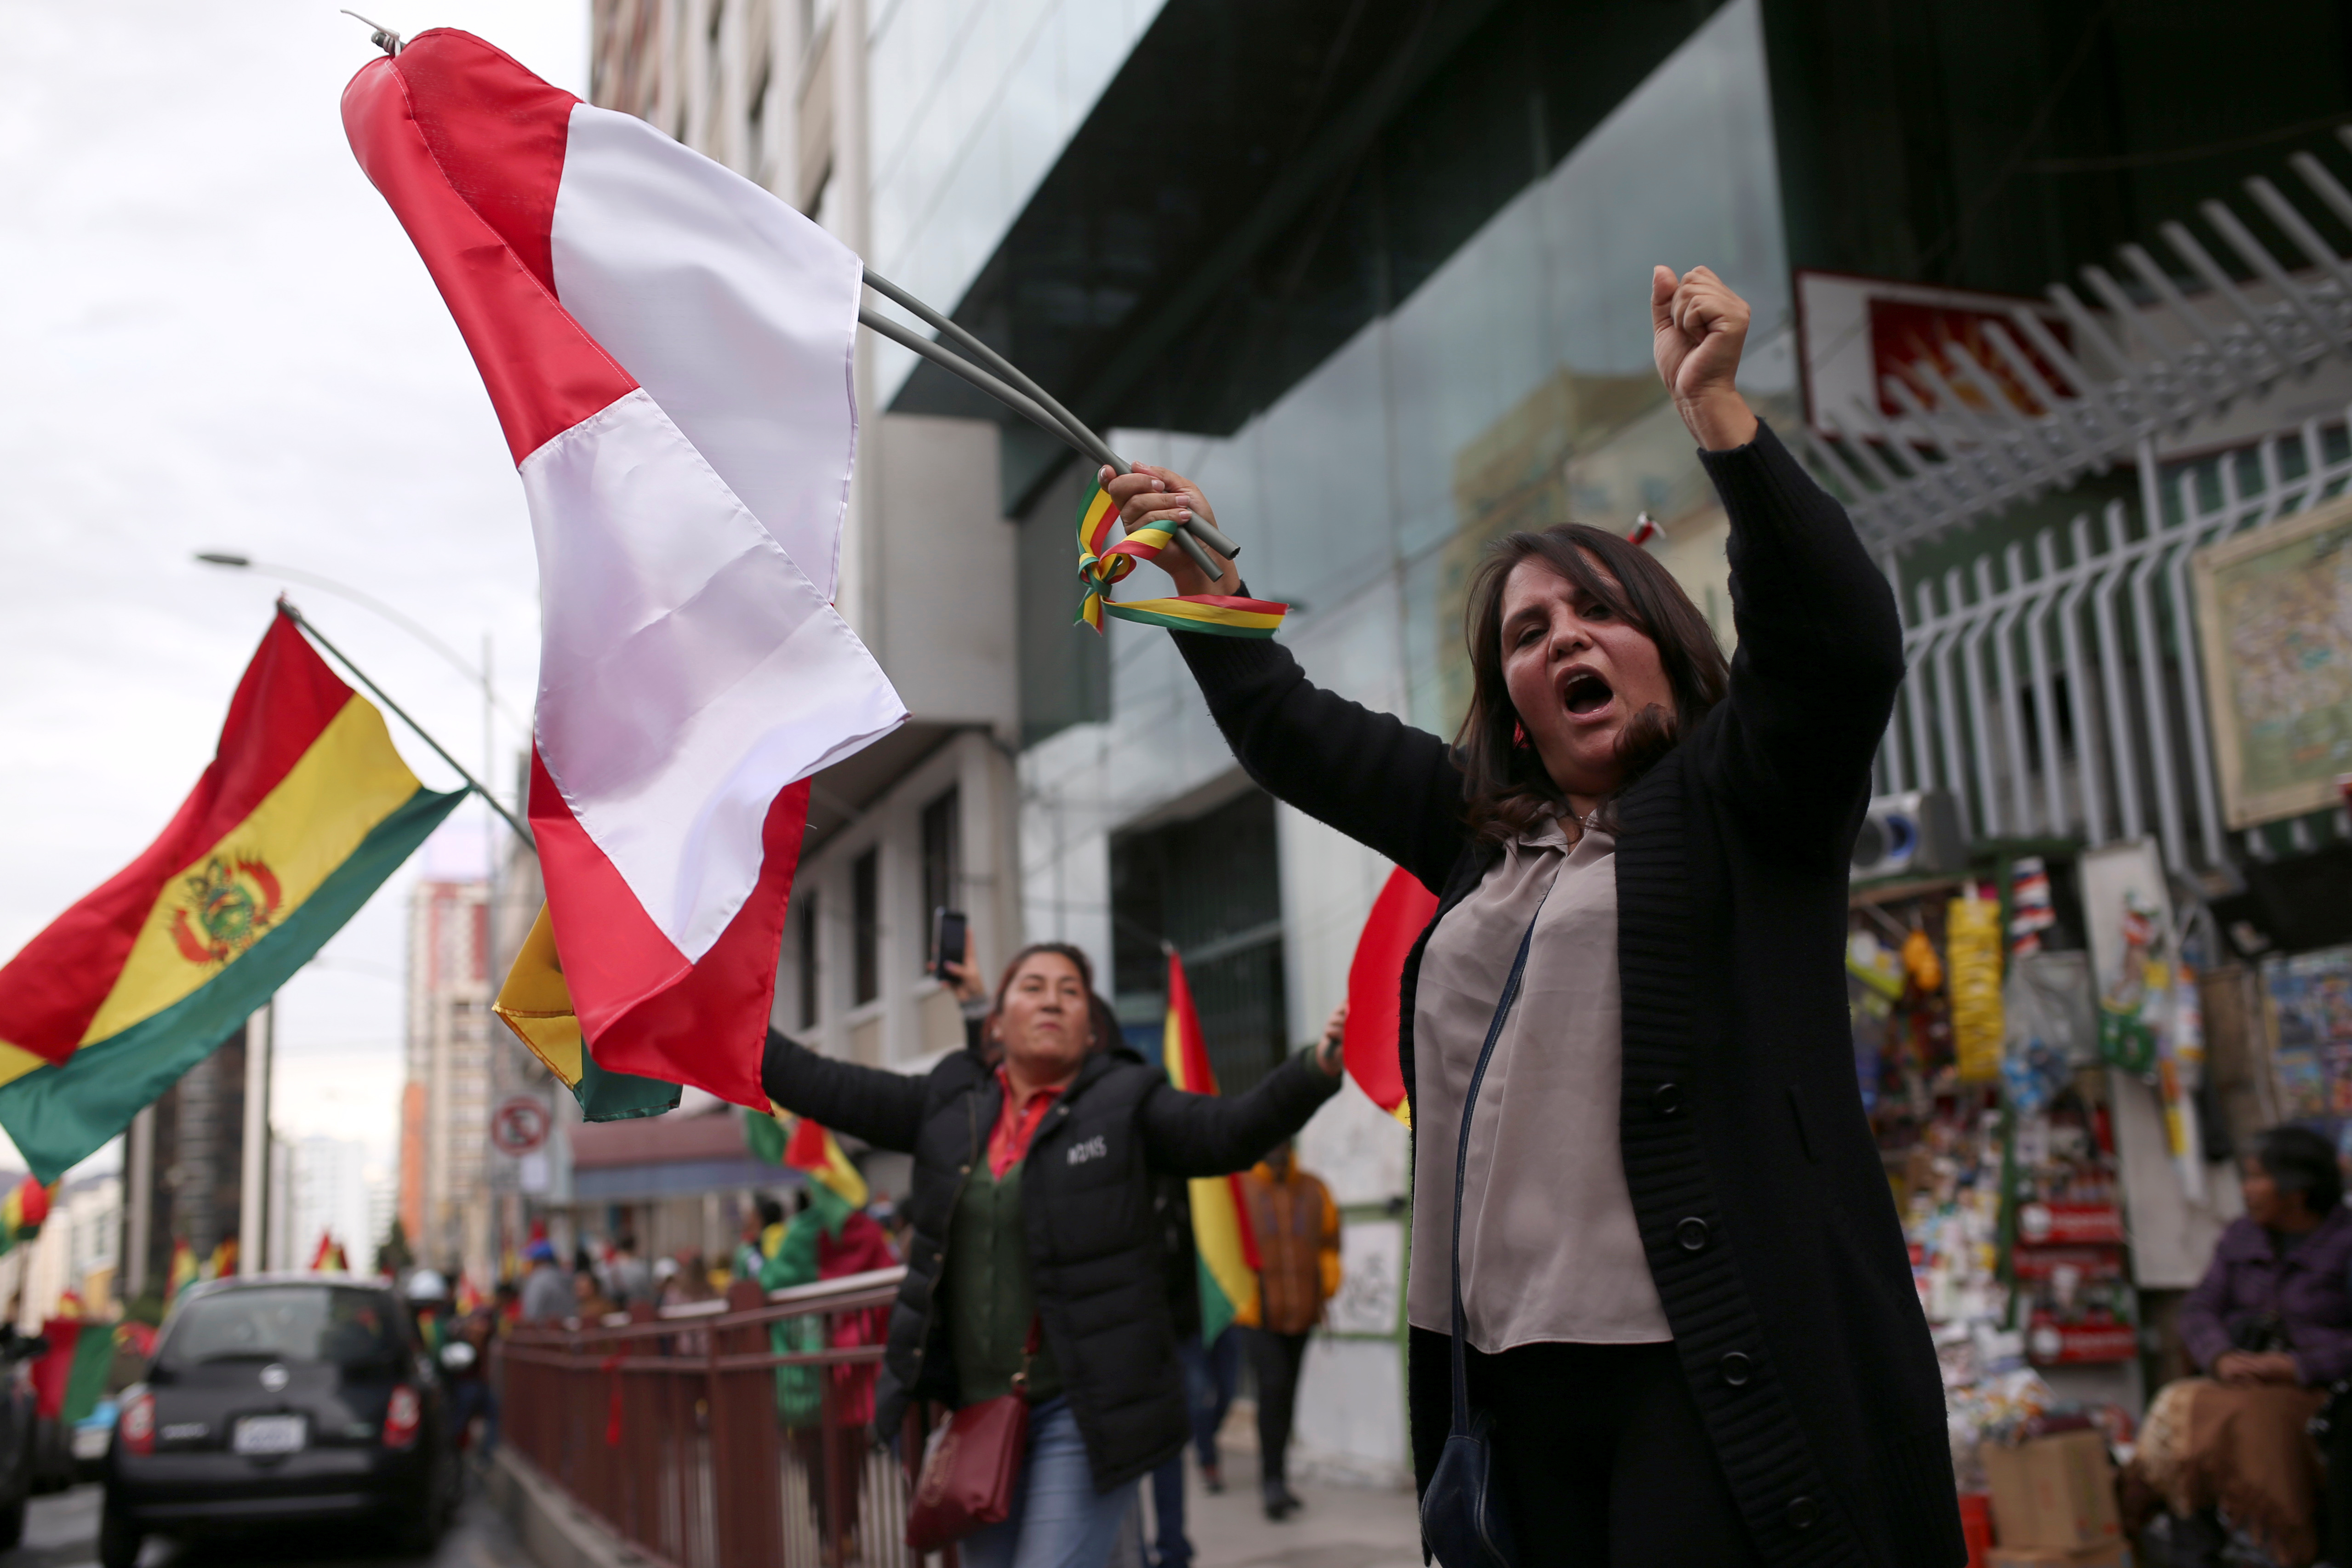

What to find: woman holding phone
left=761, top=943, right=1342, bottom=1568
left=1100, top=267, right=1963, bottom=1567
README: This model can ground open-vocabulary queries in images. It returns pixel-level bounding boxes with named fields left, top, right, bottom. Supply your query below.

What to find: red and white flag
left=343, top=32, right=906, bottom=1105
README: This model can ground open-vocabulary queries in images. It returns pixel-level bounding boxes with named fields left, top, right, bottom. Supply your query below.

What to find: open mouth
left=1562, top=671, right=1614, bottom=717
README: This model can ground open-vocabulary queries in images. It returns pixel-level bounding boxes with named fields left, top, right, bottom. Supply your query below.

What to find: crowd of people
left=442, top=267, right=1993, bottom=1568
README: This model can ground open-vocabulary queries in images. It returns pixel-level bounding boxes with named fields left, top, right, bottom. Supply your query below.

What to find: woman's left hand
left=1102, top=464, right=1233, bottom=598
left=1314, top=1001, right=1347, bottom=1078
left=1651, top=264, right=1758, bottom=451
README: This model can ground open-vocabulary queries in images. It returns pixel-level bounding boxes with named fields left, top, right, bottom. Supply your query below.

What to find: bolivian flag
left=743, top=1104, right=868, bottom=1207
left=1163, top=950, right=1261, bottom=1343
left=0, top=1177, right=51, bottom=1257
left=492, top=907, right=681, bottom=1122
left=0, top=611, right=465, bottom=1181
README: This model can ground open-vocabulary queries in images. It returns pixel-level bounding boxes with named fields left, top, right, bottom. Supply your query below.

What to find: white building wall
left=778, top=730, right=1022, bottom=1069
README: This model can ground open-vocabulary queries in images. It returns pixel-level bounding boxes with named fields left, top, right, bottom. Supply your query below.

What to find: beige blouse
left=1404, top=812, right=1672, bottom=1351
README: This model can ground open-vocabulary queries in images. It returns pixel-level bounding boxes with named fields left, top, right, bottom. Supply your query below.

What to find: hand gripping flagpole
left=856, top=268, right=1238, bottom=583
left=277, top=597, right=534, bottom=848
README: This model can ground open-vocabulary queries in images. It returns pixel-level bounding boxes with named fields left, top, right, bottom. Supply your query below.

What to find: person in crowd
left=662, top=1250, right=718, bottom=1309
left=2125, top=1126, right=2352, bottom=1567
left=444, top=1293, right=498, bottom=1461
left=571, top=1265, right=614, bottom=1322
left=761, top=1178, right=901, bottom=1557
left=402, top=1268, right=449, bottom=1354
left=1236, top=1069, right=1343, bottom=1521
left=606, top=1232, right=652, bottom=1307
left=519, top=1240, right=571, bottom=1323
left=761, top=942, right=1344, bottom=1568
left=1102, top=265, right=1960, bottom=1566
left=736, top=1196, right=786, bottom=1286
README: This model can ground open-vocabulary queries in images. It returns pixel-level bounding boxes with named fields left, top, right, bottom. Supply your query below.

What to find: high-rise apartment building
left=401, top=878, right=493, bottom=1283
left=290, top=1136, right=372, bottom=1270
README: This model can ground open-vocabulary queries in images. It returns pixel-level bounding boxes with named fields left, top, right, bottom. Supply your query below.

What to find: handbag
left=1420, top=897, right=1547, bottom=1568
left=905, top=1317, right=1040, bottom=1551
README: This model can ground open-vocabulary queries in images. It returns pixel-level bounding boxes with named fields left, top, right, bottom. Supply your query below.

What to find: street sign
left=491, top=1095, right=552, bottom=1157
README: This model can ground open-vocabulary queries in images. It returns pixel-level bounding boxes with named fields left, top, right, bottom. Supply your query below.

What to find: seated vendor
left=2129, top=1126, right=2352, bottom=1568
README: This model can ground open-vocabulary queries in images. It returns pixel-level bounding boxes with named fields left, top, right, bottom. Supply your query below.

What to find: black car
left=100, top=1275, right=457, bottom=1568
left=0, top=1327, right=45, bottom=1547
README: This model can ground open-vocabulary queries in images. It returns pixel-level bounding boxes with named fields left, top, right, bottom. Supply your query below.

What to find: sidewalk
left=1173, top=1465, right=1422, bottom=1568
left=1157, top=1403, right=1422, bottom=1568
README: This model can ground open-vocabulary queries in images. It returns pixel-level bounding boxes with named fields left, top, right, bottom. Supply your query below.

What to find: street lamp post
left=194, top=552, right=534, bottom=1281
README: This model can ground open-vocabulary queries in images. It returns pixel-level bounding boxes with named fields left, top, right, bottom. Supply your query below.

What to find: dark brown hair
left=976, top=942, right=1100, bottom=1064
left=1456, top=523, right=1729, bottom=844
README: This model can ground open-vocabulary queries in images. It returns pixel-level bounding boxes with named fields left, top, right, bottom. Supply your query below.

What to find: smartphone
left=930, top=907, right=968, bottom=979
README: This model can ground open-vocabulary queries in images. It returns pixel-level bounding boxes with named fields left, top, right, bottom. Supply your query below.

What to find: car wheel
left=396, top=1458, right=449, bottom=1555
left=97, top=1506, right=142, bottom=1568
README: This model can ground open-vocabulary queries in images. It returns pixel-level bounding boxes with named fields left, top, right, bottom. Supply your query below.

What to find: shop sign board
left=2190, top=490, right=2352, bottom=829
left=1794, top=270, right=2072, bottom=440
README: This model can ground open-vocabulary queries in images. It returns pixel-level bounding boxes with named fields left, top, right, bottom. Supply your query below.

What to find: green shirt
left=948, top=1159, right=1061, bottom=1406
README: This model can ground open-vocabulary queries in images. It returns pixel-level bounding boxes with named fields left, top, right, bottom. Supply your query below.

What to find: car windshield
left=158, top=1286, right=399, bottom=1371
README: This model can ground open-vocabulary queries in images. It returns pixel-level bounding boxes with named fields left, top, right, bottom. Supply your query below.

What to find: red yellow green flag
left=167, top=1240, right=199, bottom=1303
left=1162, top=950, right=1261, bottom=1342
left=743, top=1105, right=868, bottom=1208
left=0, top=1177, right=51, bottom=1257
left=492, top=906, right=683, bottom=1122
left=0, top=611, right=465, bottom=1181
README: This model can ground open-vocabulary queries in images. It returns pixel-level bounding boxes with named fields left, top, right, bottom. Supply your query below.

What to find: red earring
left=1511, top=722, right=1528, bottom=749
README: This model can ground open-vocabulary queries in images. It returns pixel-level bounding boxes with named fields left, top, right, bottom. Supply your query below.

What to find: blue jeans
left=1180, top=1330, right=1239, bottom=1472
left=1147, top=1454, right=1189, bottom=1568
left=962, top=1400, right=1136, bottom=1568
left=449, top=1379, right=497, bottom=1455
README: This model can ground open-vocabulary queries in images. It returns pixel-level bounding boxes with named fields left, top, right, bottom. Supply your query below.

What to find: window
left=796, top=890, right=819, bottom=1031
left=919, top=788, right=960, bottom=975
left=851, top=849, right=879, bottom=1007
left=1111, top=790, right=1286, bottom=1093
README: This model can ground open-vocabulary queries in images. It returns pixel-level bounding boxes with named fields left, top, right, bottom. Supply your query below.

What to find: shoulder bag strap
left=1448, top=889, right=1551, bottom=1435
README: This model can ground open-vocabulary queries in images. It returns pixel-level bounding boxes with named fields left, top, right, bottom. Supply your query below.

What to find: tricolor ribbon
left=1074, top=476, right=1287, bottom=638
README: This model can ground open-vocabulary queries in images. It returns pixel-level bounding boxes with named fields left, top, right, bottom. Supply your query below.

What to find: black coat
left=759, top=1029, right=1338, bottom=1491
left=1171, top=423, right=1963, bottom=1567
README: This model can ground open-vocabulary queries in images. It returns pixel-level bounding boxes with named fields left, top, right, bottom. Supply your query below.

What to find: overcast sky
left=0, top=2, right=589, bottom=1181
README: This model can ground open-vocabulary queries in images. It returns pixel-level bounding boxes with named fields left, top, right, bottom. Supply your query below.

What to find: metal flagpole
left=277, top=597, right=534, bottom=848
left=856, top=268, right=1239, bottom=582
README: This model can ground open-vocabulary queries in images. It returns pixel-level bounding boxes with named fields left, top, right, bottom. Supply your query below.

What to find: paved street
left=0, top=1483, right=532, bottom=1568
left=1178, top=1469, right=1421, bottom=1568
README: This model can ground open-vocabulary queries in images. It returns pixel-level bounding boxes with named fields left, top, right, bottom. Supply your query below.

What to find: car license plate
left=232, top=1415, right=305, bottom=1455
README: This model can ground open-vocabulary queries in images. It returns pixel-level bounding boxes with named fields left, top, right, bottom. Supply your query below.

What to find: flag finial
left=340, top=10, right=402, bottom=55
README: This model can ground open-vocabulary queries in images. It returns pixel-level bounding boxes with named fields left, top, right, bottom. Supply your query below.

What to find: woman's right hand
left=1102, top=464, right=1234, bottom=598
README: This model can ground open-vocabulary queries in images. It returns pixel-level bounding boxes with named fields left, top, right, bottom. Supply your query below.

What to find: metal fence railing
left=499, top=1266, right=923, bottom=1568
left=1878, top=410, right=2352, bottom=872
left=1802, top=128, right=2352, bottom=553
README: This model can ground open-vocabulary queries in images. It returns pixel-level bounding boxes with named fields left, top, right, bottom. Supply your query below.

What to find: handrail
left=496, top=1265, right=921, bottom=1568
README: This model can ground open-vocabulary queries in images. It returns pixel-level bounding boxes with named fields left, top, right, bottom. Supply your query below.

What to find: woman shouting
left=1101, top=266, right=1962, bottom=1567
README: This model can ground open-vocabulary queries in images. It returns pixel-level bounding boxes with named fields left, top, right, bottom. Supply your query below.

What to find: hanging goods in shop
left=1947, top=893, right=2005, bottom=1082
left=2095, top=895, right=2164, bottom=1077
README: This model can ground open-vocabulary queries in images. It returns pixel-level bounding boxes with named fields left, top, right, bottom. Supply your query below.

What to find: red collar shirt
left=988, top=1067, right=1068, bottom=1178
